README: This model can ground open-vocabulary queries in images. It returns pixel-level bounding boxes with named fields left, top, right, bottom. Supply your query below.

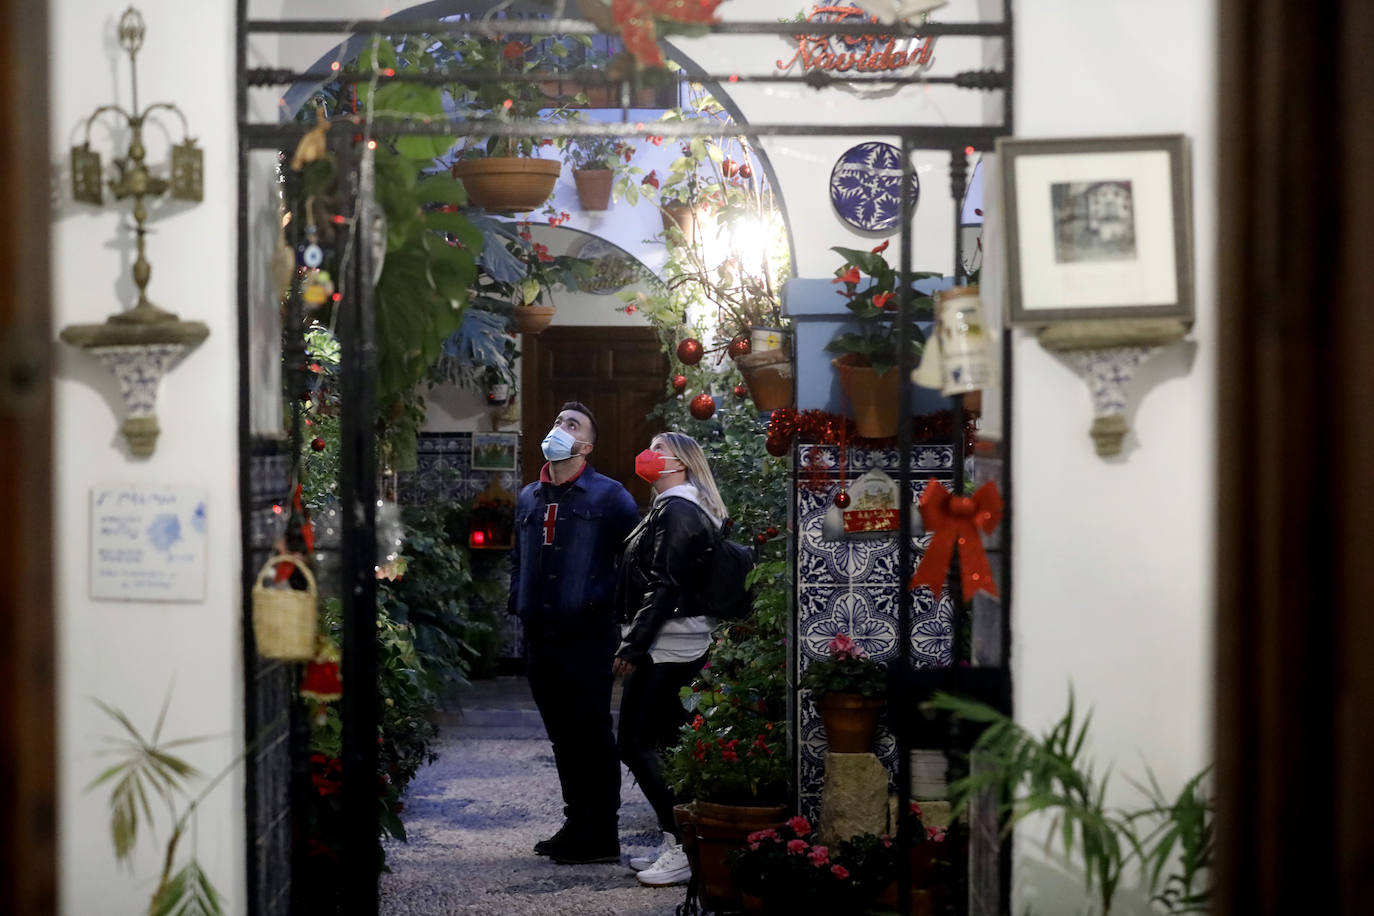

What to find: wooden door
left=0, top=0, right=55, bottom=911
left=520, top=326, right=667, bottom=509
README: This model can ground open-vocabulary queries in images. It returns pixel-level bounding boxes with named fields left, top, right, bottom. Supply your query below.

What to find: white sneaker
left=636, top=842, right=691, bottom=887
left=629, top=832, right=673, bottom=872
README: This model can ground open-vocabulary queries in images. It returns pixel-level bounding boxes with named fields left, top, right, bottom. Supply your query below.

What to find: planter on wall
left=736, top=348, right=794, bottom=412
left=572, top=168, right=613, bottom=210
left=832, top=355, right=901, bottom=438
left=660, top=201, right=697, bottom=245
left=514, top=304, right=557, bottom=335
left=451, top=157, right=561, bottom=213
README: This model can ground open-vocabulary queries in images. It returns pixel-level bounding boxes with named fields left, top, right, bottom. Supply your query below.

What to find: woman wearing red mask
left=612, top=431, right=727, bottom=887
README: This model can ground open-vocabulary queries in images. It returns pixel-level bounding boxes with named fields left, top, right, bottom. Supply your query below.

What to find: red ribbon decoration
left=909, top=478, right=1003, bottom=601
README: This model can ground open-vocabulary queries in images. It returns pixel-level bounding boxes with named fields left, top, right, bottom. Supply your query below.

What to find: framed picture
left=998, top=134, right=1193, bottom=324
left=470, top=432, right=519, bottom=472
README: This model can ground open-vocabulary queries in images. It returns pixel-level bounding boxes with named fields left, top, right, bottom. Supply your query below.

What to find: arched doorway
left=238, top=4, right=1013, bottom=913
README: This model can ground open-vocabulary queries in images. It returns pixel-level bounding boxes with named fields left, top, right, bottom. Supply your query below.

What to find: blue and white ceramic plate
left=829, top=142, right=920, bottom=232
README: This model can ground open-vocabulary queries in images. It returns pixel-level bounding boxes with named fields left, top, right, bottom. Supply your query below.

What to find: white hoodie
left=641, top=482, right=719, bottom=664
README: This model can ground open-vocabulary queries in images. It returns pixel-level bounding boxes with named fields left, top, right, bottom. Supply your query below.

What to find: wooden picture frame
left=470, top=432, right=519, bottom=472
left=998, top=134, right=1193, bottom=325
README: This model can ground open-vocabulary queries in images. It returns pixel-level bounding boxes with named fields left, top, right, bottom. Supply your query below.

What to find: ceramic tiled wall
left=794, top=442, right=956, bottom=818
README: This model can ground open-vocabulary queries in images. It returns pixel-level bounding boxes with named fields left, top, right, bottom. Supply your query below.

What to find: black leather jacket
left=613, top=495, right=716, bottom=664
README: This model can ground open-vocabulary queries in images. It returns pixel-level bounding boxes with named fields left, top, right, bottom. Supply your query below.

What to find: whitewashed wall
left=49, top=1, right=1217, bottom=912
left=1007, top=0, right=1217, bottom=912
left=50, top=1, right=244, bottom=914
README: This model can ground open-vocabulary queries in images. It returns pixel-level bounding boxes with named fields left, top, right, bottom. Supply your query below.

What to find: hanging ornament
left=834, top=490, right=851, bottom=509
left=733, top=383, right=748, bottom=398
left=677, top=337, right=704, bottom=365
left=310, top=437, right=326, bottom=452
left=300, top=641, right=343, bottom=702
left=728, top=335, right=752, bottom=360
left=765, top=435, right=789, bottom=457
left=765, top=526, right=779, bottom=538
left=296, top=224, right=325, bottom=269
left=755, top=532, right=768, bottom=545
left=689, top=392, right=716, bottom=420
left=301, top=269, right=334, bottom=308
left=672, top=374, right=688, bottom=393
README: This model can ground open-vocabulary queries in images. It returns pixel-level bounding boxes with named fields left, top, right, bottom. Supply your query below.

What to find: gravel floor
left=379, top=677, right=690, bottom=916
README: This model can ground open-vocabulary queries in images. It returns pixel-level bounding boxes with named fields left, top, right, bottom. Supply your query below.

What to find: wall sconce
left=58, top=6, right=209, bottom=457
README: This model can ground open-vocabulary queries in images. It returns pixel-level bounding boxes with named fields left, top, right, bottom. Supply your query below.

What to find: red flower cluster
left=641, top=169, right=660, bottom=189
left=547, top=210, right=573, bottom=227
left=309, top=753, right=343, bottom=797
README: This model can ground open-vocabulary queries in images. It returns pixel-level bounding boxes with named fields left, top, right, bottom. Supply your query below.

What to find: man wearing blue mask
left=510, top=401, right=640, bottom=864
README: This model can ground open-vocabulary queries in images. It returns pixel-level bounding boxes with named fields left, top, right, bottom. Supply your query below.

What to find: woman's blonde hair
left=653, top=431, right=727, bottom=523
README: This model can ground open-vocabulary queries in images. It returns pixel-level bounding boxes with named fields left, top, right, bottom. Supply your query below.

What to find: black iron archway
left=237, top=5, right=1014, bottom=914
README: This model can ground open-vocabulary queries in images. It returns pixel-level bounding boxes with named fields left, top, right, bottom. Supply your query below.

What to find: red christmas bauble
left=689, top=392, right=716, bottom=420
left=765, top=526, right=779, bottom=538
left=834, top=491, right=851, bottom=508
left=676, top=338, right=704, bottom=365
left=727, top=335, right=752, bottom=359
left=722, top=158, right=739, bottom=178
left=738, top=162, right=753, bottom=179
left=311, top=437, right=326, bottom=452
left=765, top=437, right=789, bottom=457
left=733, top=383, right=748, bottom=398
left=672, top=374, right=687, bottom=393
left=755, top=533, right=768, bottom=545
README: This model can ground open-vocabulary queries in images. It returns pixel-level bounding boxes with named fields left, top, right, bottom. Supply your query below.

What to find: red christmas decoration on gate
left=676, top=337, right=704, bottom=365
left=909, top=478, right=1003, bottom=601
left=689, top=392, right=716, bottom=420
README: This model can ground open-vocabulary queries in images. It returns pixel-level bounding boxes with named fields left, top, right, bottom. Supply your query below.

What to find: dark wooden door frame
left=1215, top=1, right=1374, bottom=912
left=519, top=325, right=668, bottom=509
left=0, top=0, right=56, bottom=912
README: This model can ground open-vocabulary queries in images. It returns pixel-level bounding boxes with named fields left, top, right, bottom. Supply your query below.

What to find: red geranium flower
left=502, top=40, right=525, bottom=60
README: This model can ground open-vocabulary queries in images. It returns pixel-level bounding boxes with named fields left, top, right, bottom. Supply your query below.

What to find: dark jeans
left=616, top=652, right=708, bottom=838
left=525, top=624, right=621, bottom=832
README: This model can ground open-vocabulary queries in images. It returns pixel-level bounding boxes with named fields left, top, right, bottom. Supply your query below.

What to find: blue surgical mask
left=541, top=426, right=582, bottom=461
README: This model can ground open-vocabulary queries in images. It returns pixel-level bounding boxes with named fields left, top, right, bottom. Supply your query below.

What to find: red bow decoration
left=908, top=478, right=1003, bottom=601
left=607, top=0, right=725, bottom=69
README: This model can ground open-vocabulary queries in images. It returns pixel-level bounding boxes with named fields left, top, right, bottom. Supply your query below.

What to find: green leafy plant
left=922, top=690, right=1215, bottom=915
left=88, top=693, right=244, bottom=916
left=557, top=116, right=639, bottom=172
left=826, top=242, right=938, bottom=375
left=663, top=693, right=789, bottom=806
left=799, top=632, right=887, bottom=698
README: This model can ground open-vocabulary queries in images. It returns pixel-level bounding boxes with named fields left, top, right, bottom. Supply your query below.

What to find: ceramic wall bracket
left=1037, top=319, right=1189, bottom=457
left=60, top=311, right=209, bottom=457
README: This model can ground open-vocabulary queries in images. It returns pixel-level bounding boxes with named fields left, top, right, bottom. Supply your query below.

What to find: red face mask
left=634, top=449, right=681, bottom=484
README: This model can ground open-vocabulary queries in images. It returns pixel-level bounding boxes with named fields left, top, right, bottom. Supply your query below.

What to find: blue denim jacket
left=508, top=462, right=640, bottom=633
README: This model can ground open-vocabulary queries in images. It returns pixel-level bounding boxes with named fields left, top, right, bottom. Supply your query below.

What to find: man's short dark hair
left=559, top=400, right=598, bottom=443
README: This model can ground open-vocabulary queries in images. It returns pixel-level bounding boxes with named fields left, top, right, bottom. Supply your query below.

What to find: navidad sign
left=777, top=4, right=938, bottom=75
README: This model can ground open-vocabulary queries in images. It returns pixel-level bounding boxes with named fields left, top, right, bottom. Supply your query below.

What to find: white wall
left=50, top=1, right=244, bottom=914
left=1008, top=1, right=1217, bottom=912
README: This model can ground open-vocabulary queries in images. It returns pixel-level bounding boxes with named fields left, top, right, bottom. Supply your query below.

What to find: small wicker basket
left=251, top=554, right=318, bottom=661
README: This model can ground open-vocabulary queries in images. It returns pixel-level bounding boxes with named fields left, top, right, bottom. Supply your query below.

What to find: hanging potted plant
left=557, top=115, right=640, bottom=211
left=447, top=33, right=578, bottom=213
left=799, top=633, right=888, bottom=753
left=826, top=242, right=938, bottom=438
left=506, top=223, right=596, bottom=334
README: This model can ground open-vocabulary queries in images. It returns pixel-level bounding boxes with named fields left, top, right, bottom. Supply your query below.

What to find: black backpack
left=694, top=515, right=756, bottom=622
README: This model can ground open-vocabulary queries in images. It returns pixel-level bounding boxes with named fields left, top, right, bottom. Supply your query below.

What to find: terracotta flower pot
left=736, top=348, right=794, bottom=412
left=572, top=168, right=614, bottom=210
left=676, top=801, right=787, bottom=912
left=451, top=157, right=561, bottom=213
left=816, top=692, right=885, bottom=753
left=832, top=355, right=901, bottom=438
left=660, top=201, right=698, bottom=245
left=514, top=304, right=557, bottom=335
